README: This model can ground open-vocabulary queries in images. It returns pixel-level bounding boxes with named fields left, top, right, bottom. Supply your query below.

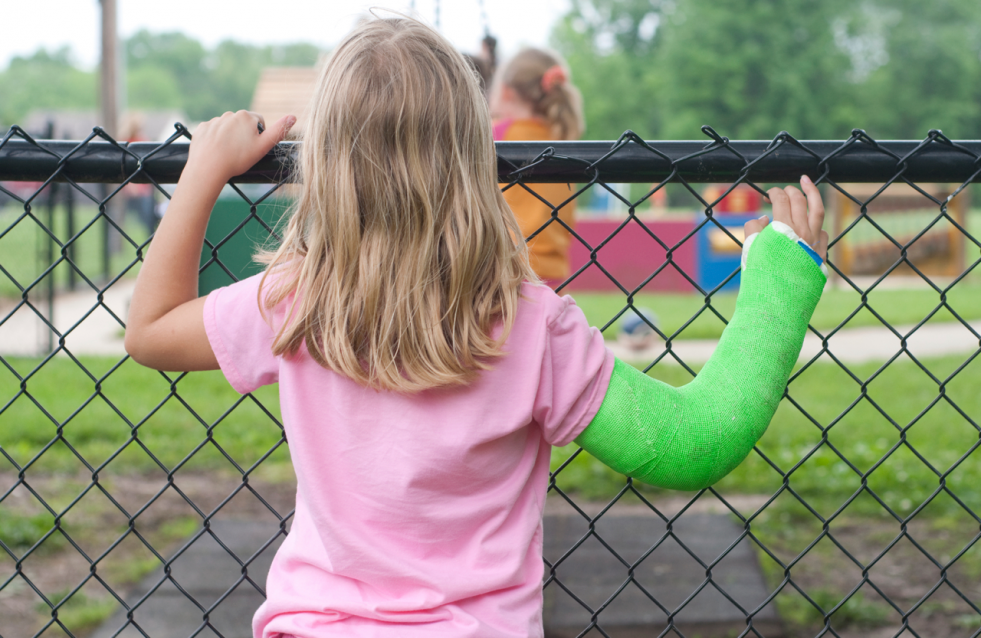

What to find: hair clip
left=541, top=65, right=567, bottom=92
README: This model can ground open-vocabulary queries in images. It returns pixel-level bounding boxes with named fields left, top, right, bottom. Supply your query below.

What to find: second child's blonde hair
left=498, top=48, right=584, bottom=140
left=259, top=17, right=535, bottom=393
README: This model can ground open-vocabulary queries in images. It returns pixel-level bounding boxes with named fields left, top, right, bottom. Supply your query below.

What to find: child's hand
left=187, top=111, right=296, bottom=182
left=745, top=175, right=829, bottom=261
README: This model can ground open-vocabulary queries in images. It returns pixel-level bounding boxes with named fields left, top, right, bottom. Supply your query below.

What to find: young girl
left=490, top=48, right=583, bottom=286
left=125, top=17, right=828, bottom=638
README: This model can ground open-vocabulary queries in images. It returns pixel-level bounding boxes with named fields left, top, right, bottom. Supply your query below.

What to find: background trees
left=0, top=48, right=97, bottom=127
left=0, top=34, right=321, bottom=129
left=552, top=0, right=981, bottom=140
left=124, top=31, right=320, bottom=122
left=3, top=1, right=981, bottom=140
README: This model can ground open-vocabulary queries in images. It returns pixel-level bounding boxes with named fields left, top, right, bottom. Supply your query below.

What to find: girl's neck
left=490, top=84, right=537, bottom=121
left=494, top=100, right=536, bottom=121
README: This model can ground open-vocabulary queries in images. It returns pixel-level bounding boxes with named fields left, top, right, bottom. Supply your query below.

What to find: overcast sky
left=1, top=0, right=570, bottom=69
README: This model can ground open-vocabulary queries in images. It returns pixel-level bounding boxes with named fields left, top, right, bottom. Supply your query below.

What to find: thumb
left=259, top=115, right=296, bottom=151
left=743, top=215, right=769, bottom=238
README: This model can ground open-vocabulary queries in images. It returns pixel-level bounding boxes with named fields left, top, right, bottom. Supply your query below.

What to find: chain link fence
left=1, top=124, right=980, bottom=638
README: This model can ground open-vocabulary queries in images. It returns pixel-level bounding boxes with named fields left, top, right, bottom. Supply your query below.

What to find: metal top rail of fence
left=4, top=126, right=981, bottom=184
left=1, top=124, right=981, bottom=638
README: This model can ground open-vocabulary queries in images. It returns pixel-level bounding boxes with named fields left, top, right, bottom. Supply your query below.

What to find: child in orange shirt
left=490, top=48, right=583, bottom=286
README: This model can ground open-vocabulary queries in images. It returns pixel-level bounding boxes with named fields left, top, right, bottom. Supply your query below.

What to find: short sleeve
left=203, top=273, right=280, bottom=394
left=533, top=293, right=615, bottom=447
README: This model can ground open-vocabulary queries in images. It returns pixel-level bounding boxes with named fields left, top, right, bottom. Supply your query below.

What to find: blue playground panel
left=696, top=213, right=759, bottom=292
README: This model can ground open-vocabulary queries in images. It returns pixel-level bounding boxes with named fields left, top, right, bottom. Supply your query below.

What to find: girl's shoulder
left=517, top=281, right=586, bottom=332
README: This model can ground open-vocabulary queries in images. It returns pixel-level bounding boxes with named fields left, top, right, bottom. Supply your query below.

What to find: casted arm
left=575, top=224, right=826, bottom=490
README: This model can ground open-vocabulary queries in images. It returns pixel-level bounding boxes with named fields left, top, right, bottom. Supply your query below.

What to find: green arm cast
left=573, top=225, right=826, bottom=491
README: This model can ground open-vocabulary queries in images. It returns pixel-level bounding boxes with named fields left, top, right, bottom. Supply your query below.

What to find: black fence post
left=65, top=157, right=76, bottom=292
left=101, top=184, right=111, bottom=283
left=44, top=121, right=56, bottom=354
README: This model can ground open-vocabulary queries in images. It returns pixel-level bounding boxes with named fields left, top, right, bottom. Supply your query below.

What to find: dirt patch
left=752, top=509, right=981, bottom=636
left=0, top=470, right=297, bottom=638
left=3, top=475, right=980, bottom=638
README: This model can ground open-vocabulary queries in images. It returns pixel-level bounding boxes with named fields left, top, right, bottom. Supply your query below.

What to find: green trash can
left=198, top=194, right=290, bottom=296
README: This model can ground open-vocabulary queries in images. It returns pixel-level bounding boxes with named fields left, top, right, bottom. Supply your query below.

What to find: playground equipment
left=566, top=213, right=759, bottom=293
left=567, top=184, right=764, bottom=293
left=831, top=183, right=971, bottom=278
left=702, top=183, right=762, bottom=214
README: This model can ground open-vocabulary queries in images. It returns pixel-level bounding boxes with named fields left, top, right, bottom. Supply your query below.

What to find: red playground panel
left=566, top=217, right=697, bottom=292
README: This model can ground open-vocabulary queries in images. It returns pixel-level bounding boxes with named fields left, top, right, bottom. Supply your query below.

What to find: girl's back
left=206, top=277, right=611, bottom=637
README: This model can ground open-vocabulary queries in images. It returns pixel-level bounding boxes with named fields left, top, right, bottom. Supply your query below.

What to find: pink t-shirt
left=203, top=276, right=614, bottom=638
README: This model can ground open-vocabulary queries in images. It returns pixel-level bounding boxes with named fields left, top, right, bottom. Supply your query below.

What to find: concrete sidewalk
left=608, top=319, right=981, bottom=365
left=2, top=279, right=978, bottom=365
left=91, top=502, right=780, bottom=638
left=0, top=278, right=134, bottom=357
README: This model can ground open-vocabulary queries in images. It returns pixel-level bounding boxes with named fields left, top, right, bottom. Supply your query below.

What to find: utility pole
left=100, top=0, right=121, bottom=271
left=100, top=0, right=118, bottom=137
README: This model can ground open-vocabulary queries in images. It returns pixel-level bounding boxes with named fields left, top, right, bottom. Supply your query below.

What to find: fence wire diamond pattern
left=1, top=124, right=980, bottom=638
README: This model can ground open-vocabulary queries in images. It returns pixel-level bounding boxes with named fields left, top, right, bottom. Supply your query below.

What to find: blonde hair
left=258, top=17, right=536, bottom=393
left=498, top=48, right=584, bottom=140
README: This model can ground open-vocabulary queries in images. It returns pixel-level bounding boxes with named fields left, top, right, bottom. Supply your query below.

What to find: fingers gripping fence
left=1, top=123, right=980, bottom=637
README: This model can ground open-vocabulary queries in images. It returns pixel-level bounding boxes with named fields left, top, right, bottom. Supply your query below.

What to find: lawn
left=0, top=357, right=287, bottom=475
left=3, top=197, right=980, bottom=521
left=0, top=203, right=148, bottom=298
left=550, top=352, right=981, bottom=519
left=3, top=268, right=980, bottom=637
left=2, top=352, right=979, bottom=520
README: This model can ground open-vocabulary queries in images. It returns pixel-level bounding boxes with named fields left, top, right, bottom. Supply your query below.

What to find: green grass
left=773, top=587, right=892, bottom=630
left=0, top=356, right=286, bottom=473
left=4, top=485, right=203, bottom=635
left=0, top=203, right=148, bottom=298
left=4, top=352, right=980, bottom=520
left=0, top=507, right=64, bottom=553
left=749, top=502, right=981, bottom=633
left=551, top=353, right=981, bottom=517
left=571, top=282, right=981, bottom=341
left=35, top=589, right=118, bottom=634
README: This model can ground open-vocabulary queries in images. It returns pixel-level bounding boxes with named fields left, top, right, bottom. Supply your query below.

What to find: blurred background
left=3, top=0, right=981, bottom=141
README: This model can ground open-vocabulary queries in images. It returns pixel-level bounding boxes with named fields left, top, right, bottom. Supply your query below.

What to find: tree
left=0, top=48, right=96, bottom=128
left=195, top=41, right=322, bottom=120
left=839, top=0, right=981, bottom=138
left=552, top=0, right=981, bottom=141
left=551, top=0, right=664, bottom=139
left=127, top=64, right=183, bottom=111
left=125, top=31, right=321, bottom=122
left=1, top=35, right=322, bottom=130
left=125, top=30, right=212, bottom=121
left=650, top=0, right=857, bottom=139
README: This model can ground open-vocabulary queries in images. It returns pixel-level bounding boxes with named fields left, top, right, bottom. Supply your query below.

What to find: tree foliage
left=0, top=48, right=97, bottom=127
left=0, top=34, right=322, bottom=128
left=842, top=0, right=981, bottom=138
left=551, top=0, right=662, bottom=139
left=125, top=31, right=321, bottom=121
left=5, top=5, right=981, bottom=140
left=552, top=0, right=981, bottom=140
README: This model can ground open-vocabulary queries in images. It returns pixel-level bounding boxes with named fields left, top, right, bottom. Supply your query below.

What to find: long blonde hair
left=258, top=17, right=536, bottom=393
left=497, top=48, right=584, bottom=140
